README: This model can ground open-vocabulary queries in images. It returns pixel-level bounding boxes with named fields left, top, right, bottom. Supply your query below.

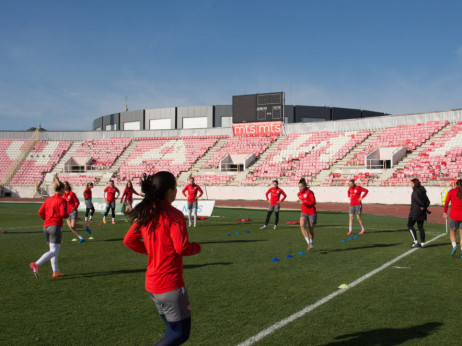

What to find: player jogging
left=347, top=179, right=368, bottom=235
left=408, top=178, right=430, bottom=248
left=298, top=178, right=317, bottom=251
left=103, top=180, right=120, bottom=224
left=443, top=179, right=462, bottom=257
left=63, top=181, right=91, bottom=243
left=261, top=180, right=287, bottom=229
left=120, top=181, right=141, bottom=215
left=29, top=176, right=69, bottom=278
left=83, top=182, right=95, bottom=222
left=182, top=177, right=203, bottom=227
left=124, top=171, right=202, bottom=345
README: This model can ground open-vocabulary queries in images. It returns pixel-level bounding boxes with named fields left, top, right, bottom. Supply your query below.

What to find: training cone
left=98, top=223, right=102, bottom=226
left=89, top=236, right=94, bottom=240
left=286, top=254, right=293, bottom=258
left=72, top=238, right=78, bottom=242
left=2, top=230, right=7, bottom=234
left=341, top=240, right=347, bottom=243
left=354, top=235, right=359, bottom=238
left=338, top=284, right=350, bottom=289
left=298, top=251, right=306, bottom=255
left=348, top=238, right=354, bottom=240
left=226, top=234, right=231, bottom=236
left=271, top=257, right=280, bottom=262
left=236, top=232, right=241, bottom=235
left=245, top=230, right=250, bottom=233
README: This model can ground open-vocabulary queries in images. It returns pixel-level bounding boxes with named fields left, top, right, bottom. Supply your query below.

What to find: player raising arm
left=298, top=178, right=317, bottom=251
left=124, top=171, right=201, bottom=345
left=260, top=180, right=287, bottom=230
left=347, top=179, right=368, bottom=235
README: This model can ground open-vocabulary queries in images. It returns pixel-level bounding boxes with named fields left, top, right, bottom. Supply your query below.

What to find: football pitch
left=1, top=203, right=460, bottom=345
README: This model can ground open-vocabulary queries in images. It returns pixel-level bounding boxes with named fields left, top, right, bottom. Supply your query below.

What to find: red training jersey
left=348, top=186, right=368, bottom=206
left=297, top=188, right=316, bottom=215
left=266, top=187, right=287, bottom=205
left=104, top=186, right=120, bottom=203
left=120, top=187, right=140, bottom=203
left=123, top=200, right=202, bottom=294
left=63, top=191, right=79, bottom=213
left=83, top=187, right=92, bottom=200
left=38, top=193, right=69, bottom=228
left=444, top=188, right=462, bottom=221
left=182, top=184, right=203, bottom=203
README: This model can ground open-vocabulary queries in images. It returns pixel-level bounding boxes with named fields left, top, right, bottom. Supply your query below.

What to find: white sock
left=85, top=217, right=88, bottom=221
left=78, top=235, right=84, bottom=240
left=50, top=243, right=61, bottom=272
left=112, top=218, right=115, bottom=222
left=361, top=226, right=365, bottom=231
left=304, top=236, right=310, bottom=244
left=349, top=227, right=352, bottom=232
left=36, top=243, right=60, bottom=267
left=193, top=213, right=197, bottom=226
left=421, top=242, right=425, bottom=247
left=452, top=242, right=457, bottom=247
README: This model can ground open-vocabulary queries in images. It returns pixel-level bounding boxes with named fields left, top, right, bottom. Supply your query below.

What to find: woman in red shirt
left=124, top=172, right=201, bottom=345
left=444, top=179, right=462, bottom=257
left=120, top=181, right=141, bottom=214
left=63, top=181, right=91, bottom=243
left=29, top=176, right=69, bottom=278
left=83, top=182, right=95, bottom=222
left=297, top=178, right=317, bottom=251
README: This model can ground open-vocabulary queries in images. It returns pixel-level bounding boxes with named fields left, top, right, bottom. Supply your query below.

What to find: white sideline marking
left=237, top=232, right=447, bottom=346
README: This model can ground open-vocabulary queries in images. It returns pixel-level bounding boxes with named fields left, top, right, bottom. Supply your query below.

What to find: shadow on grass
left=103, top=238, right=124, bottom=242
left=374, top=229, right=408, bottom=233
left=319, top=243, right=400, bottom=254
left=321, top=321, right=442, bottom=346
left=200, top=240, right=267, bottom=244
left=184, top=262, right=232, bottom=269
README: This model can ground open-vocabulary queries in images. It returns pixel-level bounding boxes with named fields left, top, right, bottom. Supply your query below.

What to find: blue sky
left=1, top=0, right=461, bottom=131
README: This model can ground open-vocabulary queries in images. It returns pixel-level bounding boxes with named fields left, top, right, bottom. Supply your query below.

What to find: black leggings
left=104, top=207, right=115, bottom=218
left=156, top=315, right=191, bottom=346
left=408, top=218, right=425, bottom=243
left=265, top=211, right=279, bottom=226
left=85, top=207, right=95, bottom=218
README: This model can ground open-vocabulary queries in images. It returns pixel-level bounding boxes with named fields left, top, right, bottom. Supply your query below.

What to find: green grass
left=0, top=203, right=460, bottom=345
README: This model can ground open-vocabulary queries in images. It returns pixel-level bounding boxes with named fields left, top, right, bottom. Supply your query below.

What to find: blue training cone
left=341, top=240, right=347, bottom=243
left=226, top=234, right=231, bottom=236
left=348, top=238, right=354, bottom=240
left=272, top=258, right=280, bottom=262
left=286, top=254, right=293, bottom=258
left=354, top=235, right=359, bottom=238
left=236, top=232, right=241, bottom=235
left=298, top=251, right=306, bottom=255
left=245, top=230, right=250, bottom=233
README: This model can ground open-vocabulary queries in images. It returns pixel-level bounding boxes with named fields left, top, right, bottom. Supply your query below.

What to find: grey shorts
left=43, top=225, right=62, bottom=244
left=85, top=199, right=94, bottom=209
left=106, top=202, right=115, bottom=209
left=349, top=205, right=362, bottom=215
left=301, top=213, right=317, bottom=226
left=124, top=200, right=132, bottom=206
left=268, top=204, right=280, bottom=212
left=187, top=201, right=198, bottom=210
left=148, top=287, right=191, bottom=322
left=449, top=217, right=462, bottom=230
left=67, top=211, right=78, bottom=221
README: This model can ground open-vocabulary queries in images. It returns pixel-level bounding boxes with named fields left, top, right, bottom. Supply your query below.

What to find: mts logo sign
left=233, top=121, right=283, bottom=137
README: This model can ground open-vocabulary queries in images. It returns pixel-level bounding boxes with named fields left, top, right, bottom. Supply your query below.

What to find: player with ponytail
left=29, top=175, right=68, bottom=278
left=297, top=177, right=317, bottom=251
left=124, top=171, right=201, bottom=345
left=443, top=179, right=462, bottom=257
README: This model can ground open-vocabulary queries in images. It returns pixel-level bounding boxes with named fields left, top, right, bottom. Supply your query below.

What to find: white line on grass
left=237, top=232, right=447, bottom=346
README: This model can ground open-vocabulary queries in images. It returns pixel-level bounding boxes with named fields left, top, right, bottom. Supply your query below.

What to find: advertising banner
left=78, top=199, right=216, bottom=217
left=232, top=121, right=283, bottom=137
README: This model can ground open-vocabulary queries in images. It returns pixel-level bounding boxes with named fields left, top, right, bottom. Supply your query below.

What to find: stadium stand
left=116, top=136, right=221, bottom=183
left=55, top=173, right=102, bottom=186
left=9, top=141, right=71, bottom=185
left=73, top=138, right=131, bottom=170
left=0, top=139, right=27, bottom=179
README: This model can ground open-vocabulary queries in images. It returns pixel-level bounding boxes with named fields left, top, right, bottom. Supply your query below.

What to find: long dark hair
left=299, top=177, right=307, bottom=188
left=128, top=171, right=177, bottom=231
left=456, top=179, right=462, bottom=199
left=64, top=181, right=72, bottom=192
left=411, top=178, right=421, bottom=189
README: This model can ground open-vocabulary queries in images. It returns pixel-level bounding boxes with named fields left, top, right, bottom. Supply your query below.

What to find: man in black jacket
left=408, top=178, right=431, bottom=247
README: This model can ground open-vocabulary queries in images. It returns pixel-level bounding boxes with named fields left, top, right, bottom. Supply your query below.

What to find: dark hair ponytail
left=457, top=179, right=462, bottom=200
left=299, top=177, right=307, bottom=187
left=128, top=171, right=177, bottom=231
left=411, top=178, right=421, bottom=189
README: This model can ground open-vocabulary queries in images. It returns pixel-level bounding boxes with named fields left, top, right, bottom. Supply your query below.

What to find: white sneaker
left=260, top=225, right=267, bottom=229
left=188, top=223, right=192, bottom=227
left=273, top=225, right=277, bottom=229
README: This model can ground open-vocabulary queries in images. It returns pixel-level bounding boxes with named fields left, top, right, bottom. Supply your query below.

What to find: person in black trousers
left=408, top=178, right=430, bottom=248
